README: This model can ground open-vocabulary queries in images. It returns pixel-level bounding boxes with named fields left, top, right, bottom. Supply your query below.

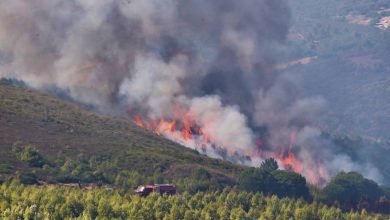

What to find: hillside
left=2, top=81, right=390, bottom=215
left=1, top=81, right=390, bottom=188
left=284, top=0, right=390, bottom=141
left=0, top=82, right=244, bottom=191
left=275, top=0, right=390, bottom=185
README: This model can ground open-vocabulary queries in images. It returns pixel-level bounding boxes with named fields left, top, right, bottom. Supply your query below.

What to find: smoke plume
left=0, top=0, right=382, bottom=183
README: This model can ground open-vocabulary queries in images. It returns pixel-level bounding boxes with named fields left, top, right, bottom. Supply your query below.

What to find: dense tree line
left=238, top=159, right=310, bottom=200
left=238, top=159, right=390, bottom=214
left=0, top=183, right=387, bottom=220
left=316, top=172, right=390, bottom=214
left=7, top=144, right=390, bottom=215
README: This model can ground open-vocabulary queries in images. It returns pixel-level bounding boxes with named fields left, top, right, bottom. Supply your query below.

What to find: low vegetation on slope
left=0, top=81, right=243, bottom=191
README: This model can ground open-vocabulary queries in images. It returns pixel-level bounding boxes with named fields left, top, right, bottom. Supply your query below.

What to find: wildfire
left=134, top=115, right=146, bottom=128
left=272, top=149, right=328, bottom=185
left=275, top=149, right=304, bottom=173
left=130, top=108, right=212, bottom=149
left=130, top=106, right=328, bottom=185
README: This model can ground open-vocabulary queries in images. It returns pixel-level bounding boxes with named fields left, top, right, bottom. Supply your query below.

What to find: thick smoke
left=0, top=0, right=382, bottom=183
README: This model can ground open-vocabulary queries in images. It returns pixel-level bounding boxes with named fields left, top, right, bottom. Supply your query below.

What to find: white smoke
left=188, top=96, right=254, bottom=155
left=0, top=0, right=383, bottom=183
left=119, top=53, right=188, bottom=118
left=330, top=155, right=383, bottom=184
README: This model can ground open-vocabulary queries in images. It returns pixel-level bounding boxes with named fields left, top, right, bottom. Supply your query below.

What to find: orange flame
left=276, top=149, right=304, bottom=173
left=134, top=115, right=146, bottom=128
left=130, top=106, right=329, bottom=185
left=182, top=119, right=193, bottom=140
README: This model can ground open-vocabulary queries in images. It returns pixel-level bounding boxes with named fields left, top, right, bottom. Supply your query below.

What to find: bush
left=56, top=175, right=80, bottom=183
left=12, top=144, right=46, bottom=168
left=192, top=167, right=211, bottom=180
left=17, top=172, right=38, bottom=185
left=0, top=164, right=13, bottom=174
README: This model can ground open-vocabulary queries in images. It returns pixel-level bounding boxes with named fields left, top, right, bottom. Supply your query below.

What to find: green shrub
left=17, top=172, right=38, bottom=185
left=12, top=144, right=46, bottom=168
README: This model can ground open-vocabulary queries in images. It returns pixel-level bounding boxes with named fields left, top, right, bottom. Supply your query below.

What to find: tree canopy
left=239, top=158, right=310, bottom=200
left=318, top=171, right=384, bottom=211
left=1, top=183, right=386, bottom=219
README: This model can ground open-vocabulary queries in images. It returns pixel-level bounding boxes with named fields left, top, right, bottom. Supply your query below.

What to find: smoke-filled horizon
left=0, top=0, right=383, bottom=184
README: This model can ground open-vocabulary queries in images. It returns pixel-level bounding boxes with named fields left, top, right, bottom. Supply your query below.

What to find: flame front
left=276, top=149, right=304, bottom=173
left=130, top=106, right=328, bottom=185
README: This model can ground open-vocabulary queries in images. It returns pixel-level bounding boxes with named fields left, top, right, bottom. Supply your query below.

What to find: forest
left=0, top=183, right=388, bottom=220
left=2, top=157, right=390, bottom=219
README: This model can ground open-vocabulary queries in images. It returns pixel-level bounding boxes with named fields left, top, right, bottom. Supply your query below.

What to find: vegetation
left=0, top=82, right=243, bottom=192
left=287, top=0, right=390, bottom=58
left=1, top=82, right=390, bottom=216
left=316, top=172, right=389, bottom=214
left=238, top=159, right=310, bottom=200
left=237, top=159, right=390, bottom=214
left=285, top=0, right=390, bottom=145
left=0, top=1, right=389, bottom=218
left=284, top=0, right=390, bottom=187
left=12, top=144, right=46, bottom=168
left=0, top=183, right=387, bottom=220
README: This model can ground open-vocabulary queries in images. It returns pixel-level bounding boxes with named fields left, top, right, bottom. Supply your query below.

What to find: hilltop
left=0, top=81, right=244, bottom=191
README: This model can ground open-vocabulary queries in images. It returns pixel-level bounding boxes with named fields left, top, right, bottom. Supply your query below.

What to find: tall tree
left=260, top=158, right=278, bottom=173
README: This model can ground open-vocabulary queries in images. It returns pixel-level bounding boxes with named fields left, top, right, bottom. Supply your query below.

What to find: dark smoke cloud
left=0, top=0, right=383, bottom=183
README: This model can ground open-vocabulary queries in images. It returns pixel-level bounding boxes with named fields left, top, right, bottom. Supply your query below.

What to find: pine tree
left=229, top=207, right=248, bottom=220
